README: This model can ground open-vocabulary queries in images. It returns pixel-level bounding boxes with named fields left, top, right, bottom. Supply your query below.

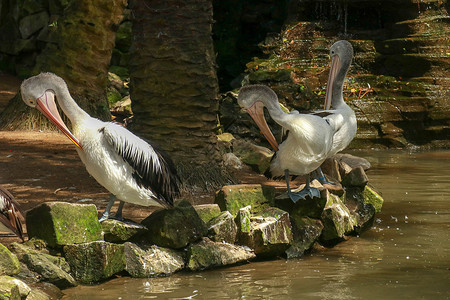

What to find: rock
left=320, top=158, right=342, bottom=182
left=363, top=185, right=384, bottom=213
left=232, top=140, right=273, bottom=173
left=193, top=204, right=222, bottom=223
left=334, top=154, right=371, bottom=170
left=215, top=184, right=274, bottom=216
left=28, top=282, right=62, bottom=300
left=111, top=96, right=132, bottom=115
left=222, top=152, right=243, bottom=169
left=217, top=133, right=235, bottom=143
left=0, top=276, right=31, bottom=299
left=27, top=288, right=50, bottom=300
left=341, top=166, right=369, bottom=187
left=238, top=207, right=293, bottom=257
left=26, top=202, right=103, bottom=248
left=22, top=252, right=76, bottom=289
left=140, top=200, right=208, bottom=249
left=338, top=161, right=353, bottom=178
left=124, top=243, right=184, bottom=277
left=0, top=280, right=20, bottom=300
left=235, top=205, right=251, bottom=234
left=19, top=11, right=49, bottom=39
left=207, top=211, right=237, bottom=244
left=0, top=243, right=20, bottom=276
left=286, top=217, right=323, bottom=259
left=186, top=238, right=255, bottom=271
left=8, top=239, right=49, bottom=260
left=63, top=241, right=125, bottom=284
left=320, top=191, right=357, bottom=246
left=101, top=219, right=148, bottom=243
left=288, top=189, right=328, bottom=219
left=345, top=188, right=376, bottom=234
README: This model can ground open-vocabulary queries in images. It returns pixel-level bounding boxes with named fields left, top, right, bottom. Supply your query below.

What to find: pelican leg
left=287, top=172, right=321, bottom=203
left=113, top=201, right=125, bottom=221
left=314, top=167, right=336, bottom=185
left=99, top=194, right=116, bottom=222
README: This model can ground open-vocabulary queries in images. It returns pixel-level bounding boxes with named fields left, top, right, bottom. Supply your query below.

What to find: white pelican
left=315, top=40, right=357, bottom=184
left=0, top=185, right=24, bottom=240
left=20, top=73, right=180, bottom=221
left=238, top=85, right=334, bottom=202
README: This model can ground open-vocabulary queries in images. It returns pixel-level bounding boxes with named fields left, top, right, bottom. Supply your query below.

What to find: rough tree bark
left=129, top=0, right=234, bottom=191
left=0, top=0, right=127, bottom=129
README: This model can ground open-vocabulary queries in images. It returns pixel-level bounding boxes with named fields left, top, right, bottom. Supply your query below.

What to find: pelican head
left=325, top=40, right=354, bottom=109
left=238, top=85, right=279, bottom=151
left=21, top=73, right=83, bottom=149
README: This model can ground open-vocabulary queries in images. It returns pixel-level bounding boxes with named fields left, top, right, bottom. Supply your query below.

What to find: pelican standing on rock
left=0, top=185, right=25, bottom=240
left=315, top=40, right=357, bottom=183
left=21, top=73, right=180, bottom=221
left=238, top=85, right=334, bottom=202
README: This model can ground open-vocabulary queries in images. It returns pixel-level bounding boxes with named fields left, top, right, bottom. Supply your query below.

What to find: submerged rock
left=141, top=200, right=208, bottom=249
left=238, top=207, right=293, bottom=257
left=207, top=211, right=237, bottom=244
left=63, top=241, right=125, bottom=284
left=0, top=243, right=20, bottom=276
left=186, top=238, right=255, bottom=271
left=215, top=184, right=274, bottom=216
left=22, top=252, right=76, bottom=289
left=193, top=204, right=222, bottom=223
left=286, top=217, right=323, bottom=259
left=26, top=202, right=103, bottom=248
left=101, top=219, right=148, bottom=243
left=124, top=243, right=184, bottom=277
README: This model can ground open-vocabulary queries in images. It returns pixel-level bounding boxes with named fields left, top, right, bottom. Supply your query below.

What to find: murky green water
left=62, top=150, right=450, bottom=299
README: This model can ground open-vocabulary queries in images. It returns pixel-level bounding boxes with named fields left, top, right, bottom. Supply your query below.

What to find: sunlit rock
left=334, top=154, right=371, bottom=171
left=320, top=191, right=357, bottom=246
left=321, top=157, right=342, bottom=182
left=22, top=251, right=76, bottom=288
left=215, top=184, right=274, bottom=216
left=363, top=185, right=384, bottom=213
left=207, top=211, right=237, bottom=244
left=341, top=166, right=369, bottom=187
left=286, top=217, right=323, bottom=259
left=345, top=188, right=376, bottom=234
left=101, top=219, right=148, bottom=243
left=238, top=207, right=293, bottom=257
left=141, top=200, right=208, bottom=249
left=0, top=276, right=31, bottom=298
left=0, top=243, right=20, bottom=276
left=232, top=140, right=273, bottom=173
left=63, top=241, right=125, bottom=284
left=222, top=152, right=244, bottom=170
left=193, top=204, right=222, bottom=223
left=0, top=279, right=20, bottom=300
left=186, top=238, right=255, bottom=271
left=124, top=243, right=184, bottom=277
left=8, top=239, right=49, bottom=260
left=235, top=205, right=251, bottom=234
left=26, top=202, right=103, bottom=248
left=27, top=288, right=51, bottom=300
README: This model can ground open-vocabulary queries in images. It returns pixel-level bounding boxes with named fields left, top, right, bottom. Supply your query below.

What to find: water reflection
left=63, top=150, right=450, bottom=299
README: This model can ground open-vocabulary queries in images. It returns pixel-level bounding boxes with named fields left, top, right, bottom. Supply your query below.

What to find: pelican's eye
left=28, top=99, right=35, bottom=105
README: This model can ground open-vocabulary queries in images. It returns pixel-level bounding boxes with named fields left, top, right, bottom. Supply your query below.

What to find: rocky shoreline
left=0, top=154, right=383, bottom=300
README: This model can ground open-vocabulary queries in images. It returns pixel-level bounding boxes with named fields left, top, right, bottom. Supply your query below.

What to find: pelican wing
left=0, top=186, right=25, bottom=240
left=101, top=123, right=180, bottom=207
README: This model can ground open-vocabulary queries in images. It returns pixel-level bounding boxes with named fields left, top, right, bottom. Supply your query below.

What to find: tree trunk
left=129, top=0, right=234, bottom=191
left=0, top=0, right=127, bottom=130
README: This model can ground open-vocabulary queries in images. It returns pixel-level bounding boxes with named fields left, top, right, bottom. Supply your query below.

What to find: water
left=62, top=150, right=450, bottom=299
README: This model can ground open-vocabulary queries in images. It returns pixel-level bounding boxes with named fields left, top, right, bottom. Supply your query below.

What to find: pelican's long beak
left=324, top=55, right=340, bottom=110
left=36, top=90, right=83, bottom=150
left=246, top=101, right=279, bottom=151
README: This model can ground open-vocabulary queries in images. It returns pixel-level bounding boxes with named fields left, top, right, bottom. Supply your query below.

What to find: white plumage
left=21, top=73, right=179, bottom=220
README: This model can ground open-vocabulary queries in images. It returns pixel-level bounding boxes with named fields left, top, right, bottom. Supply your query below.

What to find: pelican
left=238, top=85, right=334, bottom=202
left=0, top=185, right=25, bottom=240
left=21, top=73, right=180, bottom=221
left=315, top=40, right=357, bottom=184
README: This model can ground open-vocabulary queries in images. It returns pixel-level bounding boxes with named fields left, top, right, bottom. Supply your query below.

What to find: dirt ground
left=0, top=73, right=289, bottom=245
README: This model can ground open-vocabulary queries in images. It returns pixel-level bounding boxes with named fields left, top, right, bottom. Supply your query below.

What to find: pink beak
left=246, top=101, right=279, bottom=152
left=324, top=55, right=341, bottom=110
left=36, top=90, right=83, bottom=150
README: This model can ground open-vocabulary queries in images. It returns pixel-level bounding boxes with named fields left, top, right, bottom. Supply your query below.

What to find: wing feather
left=101, top=123, right=180, bottom=207
left=0, top=186, right=25, bottom=240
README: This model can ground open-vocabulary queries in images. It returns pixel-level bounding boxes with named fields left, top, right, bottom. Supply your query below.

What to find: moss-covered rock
left=8, top=239, right=49, bottom=260
left=286, top=217, right=323, bottom=259
left=26, top=288, right=50, bottom=300
left=26, top=202, right=103, bottom=248
left=320, top=192, right=357, bottom=246
left=63, top=241, right=125, bottom=284
left=22, top=252, right=76, bottom=289
left=363, top=185, right=384, bottom=213
left=288, top=190, right=328, bottom=219
left=232, top=140, right=274, bottom=173
left=0, top=276, right=30, bottom=299
left=0, top=280, right=20, bottom=300
left=141, top=200, right=208, bottom=249
left=124, top=243, right=184, bottom=277
left=207, top=211, right=237, bottom=244
left=101, top=219, right=148, bottom=243
left=215, top=184, right=275, bottom=216
left=193, top=204, right=222, bottom=224
left=0, top=244, right=20, bottom=276
left=235, top=205, right=252, bottom=234
left=186, top=238, right=255, bottom=271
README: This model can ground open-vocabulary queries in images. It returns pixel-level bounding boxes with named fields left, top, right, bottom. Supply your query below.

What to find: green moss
left=0, top=244, right=20, bottom=276
left=363, top=185, right=384, bottom=213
